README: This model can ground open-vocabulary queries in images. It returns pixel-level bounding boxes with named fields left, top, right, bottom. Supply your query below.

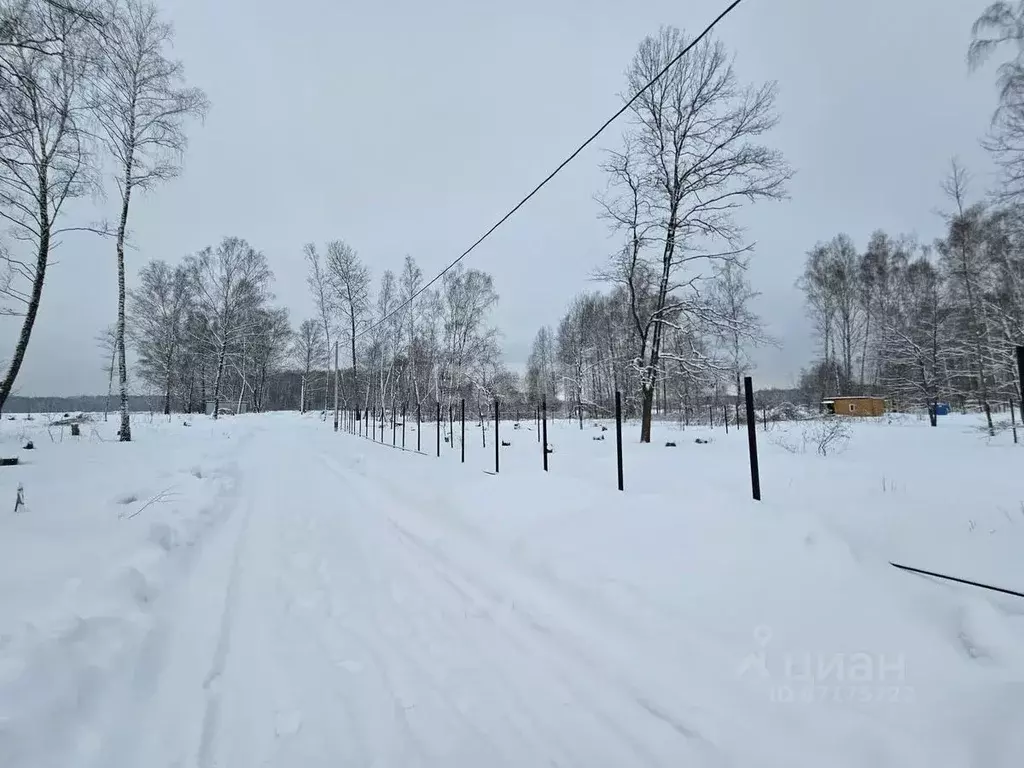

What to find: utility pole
left=333, top=340, right=340, bottom=431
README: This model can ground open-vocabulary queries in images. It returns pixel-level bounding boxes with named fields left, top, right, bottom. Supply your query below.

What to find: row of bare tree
left=796, top=4, right=1024, bottom=432
left=117, top=238, right=289, bottom=418
left=528, top=27, right=788, bottom=443
left=799, top=168, right=1024, bottom=431
left=0, top=0, right=207, bottom=440
left=300, top=245, right=516, bottom=424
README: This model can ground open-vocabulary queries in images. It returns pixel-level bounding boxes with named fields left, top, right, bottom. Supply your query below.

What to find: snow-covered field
left=1, top=410, right=1022, bottom=767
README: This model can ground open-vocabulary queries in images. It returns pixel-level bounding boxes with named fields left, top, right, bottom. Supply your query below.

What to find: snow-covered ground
left=1, top=409, right=1022, bottom=767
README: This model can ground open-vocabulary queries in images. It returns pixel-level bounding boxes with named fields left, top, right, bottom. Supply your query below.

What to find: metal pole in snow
left=417, top=403, right=421, bottom=452
left=744, top=376, right=761, bottom=501
left=494, top=399, right=500, bottom=474
left=333, top=341, right=340, bottom=432
left=461, top=399, right=465, bottom=464
left=402, top=403, right=407, bottom=448
left=542, top=397, right=548, bottom=472
left=436, top=401, right=441, bottom=458
left=615, top=390, right=624, bottom=491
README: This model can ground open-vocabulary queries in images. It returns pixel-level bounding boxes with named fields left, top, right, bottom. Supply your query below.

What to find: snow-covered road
left=4, top=413, right=1024, bottom=767
left=97, top=422, right=730, bottom=767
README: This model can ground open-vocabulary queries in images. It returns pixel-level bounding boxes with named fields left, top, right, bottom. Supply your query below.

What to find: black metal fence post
left=744, top=376, right=761, bottom=501
left=392, top=402, right=397, bottom=446
left=449, top=405, right=454, bottom=450
left=402, top=403, right=407, bottom=448
left=417, top=403, right=421, bottom=452
left=436, top=401, right=441, bottom=457
left=380, top=408, right=384, bottom=442
left=461, top=399, right=465, bottom=463
left=542, top=397, right=549, bottom=472
left=615, top=390, right=624, bottom=491
left=372, top=407, right=376, bottom=441
left=494, top=399, right=500, bottom=474
left=724, top=405, right=729, bottom=434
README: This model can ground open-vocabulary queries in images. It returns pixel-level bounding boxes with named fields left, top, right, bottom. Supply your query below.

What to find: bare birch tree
left=969, top=2, right=1024, bottom=201
left=398, top=254, right=425, bottom=407
left=91, top=0, right=207, bottom=440
left=879, top=256, right=952, bottom=424
left=0, top=0, right=92, bottom=412
left=186, top=237, right=271, bottom=419
left=708, top=256, right=771, bottom=418
left=304, top=242, right=334, bottom=413
left=292, top=318, right=325, bottom=413
left=127, top=258, right=191, bottom=414
left=598, top=27, right=790, bottom=442
left=325, top=239, right=370, bottom=404
left=937, top=161, right=998, bottom=434
left=96, top=322, right=116, bottom=420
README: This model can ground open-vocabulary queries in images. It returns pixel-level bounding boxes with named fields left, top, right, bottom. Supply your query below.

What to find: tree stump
left=70, top=423, right=80, bottom=437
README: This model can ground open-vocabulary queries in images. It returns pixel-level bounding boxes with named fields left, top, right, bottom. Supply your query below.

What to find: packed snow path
left=89, top=423, right=731, bottom=767
left=4, top=413, right=1024, bottom=767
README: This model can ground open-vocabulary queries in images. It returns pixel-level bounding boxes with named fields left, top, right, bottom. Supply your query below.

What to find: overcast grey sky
left=0, top=0, right=1000, bottom=395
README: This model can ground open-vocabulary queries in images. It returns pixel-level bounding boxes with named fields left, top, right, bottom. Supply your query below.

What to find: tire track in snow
left=195, top=496, right=253, bottom=768
left=309, top=454, right=593, bottom=765
left=318, top=448, right=716, bottom=747
left=314, top=447, right=711, bottom=766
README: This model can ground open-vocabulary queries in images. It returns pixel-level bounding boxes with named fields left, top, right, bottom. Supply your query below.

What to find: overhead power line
left=359, top=0, right=747, bottom=339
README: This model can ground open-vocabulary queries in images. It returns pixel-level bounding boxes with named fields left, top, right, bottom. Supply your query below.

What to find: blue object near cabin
left=934, top=403, right=950, bottom=416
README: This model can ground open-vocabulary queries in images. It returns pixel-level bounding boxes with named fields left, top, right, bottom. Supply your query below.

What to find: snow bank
left=0, top=413, right=243, bottom=767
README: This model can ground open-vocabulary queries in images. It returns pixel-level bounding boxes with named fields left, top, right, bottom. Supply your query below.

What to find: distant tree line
left=795, top=4, right=1024, bottom=431
left=300, top=244, right=520, bottom=425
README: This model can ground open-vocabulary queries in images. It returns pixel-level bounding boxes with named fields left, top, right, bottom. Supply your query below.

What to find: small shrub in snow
left=23, top=440, right=34, bottom=450
left=802, top=418, right=851, bottom=457
left=665, top=441, right=677, bottom=447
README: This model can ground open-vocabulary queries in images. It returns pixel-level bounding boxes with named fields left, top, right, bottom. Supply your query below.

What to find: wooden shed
left=822, top=396, right=885, bottom=417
